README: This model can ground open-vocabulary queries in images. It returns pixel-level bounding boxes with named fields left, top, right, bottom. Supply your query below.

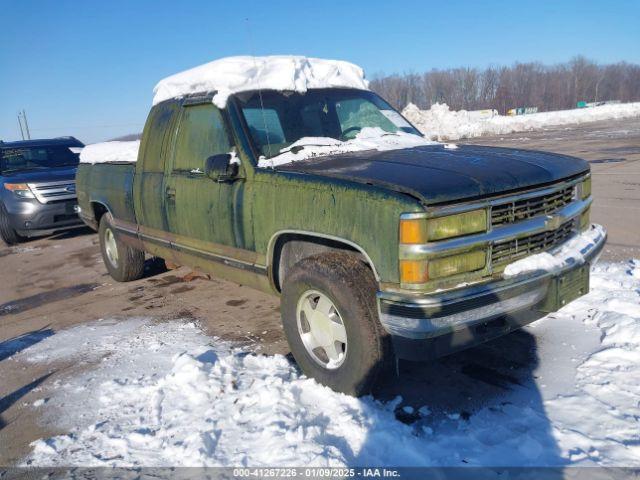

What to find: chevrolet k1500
left=76, top=56, right=606, bottom=395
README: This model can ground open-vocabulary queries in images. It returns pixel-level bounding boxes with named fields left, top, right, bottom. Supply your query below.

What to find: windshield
left=235, top=89, right=421, bottom=159
left=0, top=146, right=80, bottom=174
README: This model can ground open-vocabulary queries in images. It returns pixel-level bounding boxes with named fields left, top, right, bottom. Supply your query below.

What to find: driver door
left=164, top=102, right=238, bottom=253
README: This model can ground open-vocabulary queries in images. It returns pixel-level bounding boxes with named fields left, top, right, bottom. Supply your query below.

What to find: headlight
left=427, top=210, right=487, bottom=241
left=400, top=209, right=487, bottom=244
left=4, top=183, right=35, bottom=199
left=428, top=250, right=487, bottom=279
left=400, top=250, right=487, bottom=284
left=580, top=177, right=591, bottom=200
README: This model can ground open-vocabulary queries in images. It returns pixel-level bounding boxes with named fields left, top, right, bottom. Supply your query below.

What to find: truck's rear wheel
left=281, top=252, right=393, bottom=396
left=99, top=214, right=145, bottom=282
left=0, top=203, right=22, bottom=246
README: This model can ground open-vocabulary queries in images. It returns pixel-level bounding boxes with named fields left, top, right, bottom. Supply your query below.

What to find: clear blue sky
left=1, top=0, right=638, bottom=143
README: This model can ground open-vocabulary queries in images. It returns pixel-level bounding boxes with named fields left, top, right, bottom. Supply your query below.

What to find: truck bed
left=76, top=163, right=137, bottom=228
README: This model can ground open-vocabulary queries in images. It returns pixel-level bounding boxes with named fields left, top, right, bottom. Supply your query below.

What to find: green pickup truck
left=77, top=57, right=606, bottom=395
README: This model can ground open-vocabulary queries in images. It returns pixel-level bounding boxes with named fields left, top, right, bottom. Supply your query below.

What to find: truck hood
left=276, top=144, right=589, bottom=205
left=1, top=166, right=78, bottom=184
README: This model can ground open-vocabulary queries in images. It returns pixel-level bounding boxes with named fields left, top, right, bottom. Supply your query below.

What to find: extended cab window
left=139, top=101, right=180, bottom=173
left=173, top=104, right=232, bottom=172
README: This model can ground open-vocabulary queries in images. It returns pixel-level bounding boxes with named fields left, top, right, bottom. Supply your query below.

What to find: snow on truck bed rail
left=79, top=140, right=140, bottom=164
left=153, top=56, right=370, bottom=108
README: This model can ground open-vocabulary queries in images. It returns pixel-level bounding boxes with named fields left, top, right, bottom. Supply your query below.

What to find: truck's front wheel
left=99, top=214, right=145, bottom=282
left=281, top=252, right=393, bottom=396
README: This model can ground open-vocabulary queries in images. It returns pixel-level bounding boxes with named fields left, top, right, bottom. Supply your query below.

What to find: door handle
left=166, top=188, right=176, bottom=199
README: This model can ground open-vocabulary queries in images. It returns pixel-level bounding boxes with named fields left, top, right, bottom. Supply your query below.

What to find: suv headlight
left=4, top=183, right=35, bottom=199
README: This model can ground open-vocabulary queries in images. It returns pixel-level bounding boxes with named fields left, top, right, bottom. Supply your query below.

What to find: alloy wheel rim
left=104, top=228, right=119, bottom=267
left=296, top=290, right=348, bottom=369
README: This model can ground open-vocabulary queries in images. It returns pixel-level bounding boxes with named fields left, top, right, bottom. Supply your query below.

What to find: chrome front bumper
left=377, top=224, right=607, bottom=358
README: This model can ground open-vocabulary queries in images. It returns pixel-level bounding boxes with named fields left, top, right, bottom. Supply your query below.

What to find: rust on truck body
left=77, top=94, right=422, bottom=297
left=76, top=86, right=608, bottom=365
left=76, top=89, right=595, bottom=296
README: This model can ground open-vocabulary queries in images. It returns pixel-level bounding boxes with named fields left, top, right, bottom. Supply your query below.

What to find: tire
left=0, top=203, right=22, bottom=246
left=281, top=252, right=393, bottom=396
left=98, top=214, right=145, bottom=282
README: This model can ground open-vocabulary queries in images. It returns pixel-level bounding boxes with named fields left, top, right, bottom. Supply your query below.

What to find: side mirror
left=205, top=153, right=238, bottom=182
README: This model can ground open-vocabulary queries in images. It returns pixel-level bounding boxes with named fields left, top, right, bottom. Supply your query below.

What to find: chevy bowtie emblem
left=544, top=214, right=562, bottom=231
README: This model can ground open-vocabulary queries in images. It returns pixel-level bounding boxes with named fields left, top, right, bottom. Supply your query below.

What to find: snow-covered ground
left=402, top=102, right=640, bottom=141
left=18, top=261, right=640, bottom=467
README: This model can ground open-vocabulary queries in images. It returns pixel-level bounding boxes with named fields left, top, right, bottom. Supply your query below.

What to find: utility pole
left=17, top=110, right=31, bottom=140
left=22, top=110, right=31, bottom=139
left=17, top=114, right=25, bottom=140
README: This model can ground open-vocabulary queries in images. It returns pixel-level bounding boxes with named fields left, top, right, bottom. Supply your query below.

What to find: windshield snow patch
left=257, top=128, right=438, bottom=168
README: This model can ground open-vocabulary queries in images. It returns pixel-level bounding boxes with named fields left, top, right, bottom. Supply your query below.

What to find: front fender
left=250, top=169, right=424, bottom=285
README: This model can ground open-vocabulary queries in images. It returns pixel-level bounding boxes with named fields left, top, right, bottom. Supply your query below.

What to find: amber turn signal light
left=399, top=260, right=428, bottom=284
left=399, top=219, right=427, bottom=244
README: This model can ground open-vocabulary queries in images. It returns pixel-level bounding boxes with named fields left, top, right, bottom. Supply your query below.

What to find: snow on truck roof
left=152, top=55, right=370, bottom=108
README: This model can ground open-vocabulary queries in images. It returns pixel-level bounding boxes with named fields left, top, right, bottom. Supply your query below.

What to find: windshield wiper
left=280, top=144, right=326, bottom=155
left=274, top=140, right=343, bottom=157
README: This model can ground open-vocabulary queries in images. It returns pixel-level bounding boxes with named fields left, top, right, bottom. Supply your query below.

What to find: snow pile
left=504, top=224, right=606, bottom=277
left=259, top=127, right=436, bottom=168
left=22, top=260, right=640, bottom=468
left=402, top=102, right=640, bottom=141
left=79, top=140, right=140, bottom=164
left=544, top=261, right=640, bottom=464
left=153, top=56, right=370, bottom=108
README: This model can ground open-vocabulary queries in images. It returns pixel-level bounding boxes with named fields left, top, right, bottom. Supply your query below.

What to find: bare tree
left=369, top=58, right=640, bottom=113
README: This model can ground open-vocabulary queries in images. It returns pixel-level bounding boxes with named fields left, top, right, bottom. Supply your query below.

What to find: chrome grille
left=492, top=219, right=576, bottom=267
left=27, top=181, right=77, bottom=204
left=491, top=185, right=575, bottom=226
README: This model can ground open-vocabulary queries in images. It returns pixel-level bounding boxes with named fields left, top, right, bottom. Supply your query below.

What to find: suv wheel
left=281, top=252, right=393, bottom=396
left=99, top=214, right=145, bottom=282
left=0, top=203, right=23, bottom=246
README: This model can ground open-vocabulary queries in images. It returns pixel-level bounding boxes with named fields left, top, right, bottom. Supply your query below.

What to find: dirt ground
left=1, top=116, right=639, bottom=465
